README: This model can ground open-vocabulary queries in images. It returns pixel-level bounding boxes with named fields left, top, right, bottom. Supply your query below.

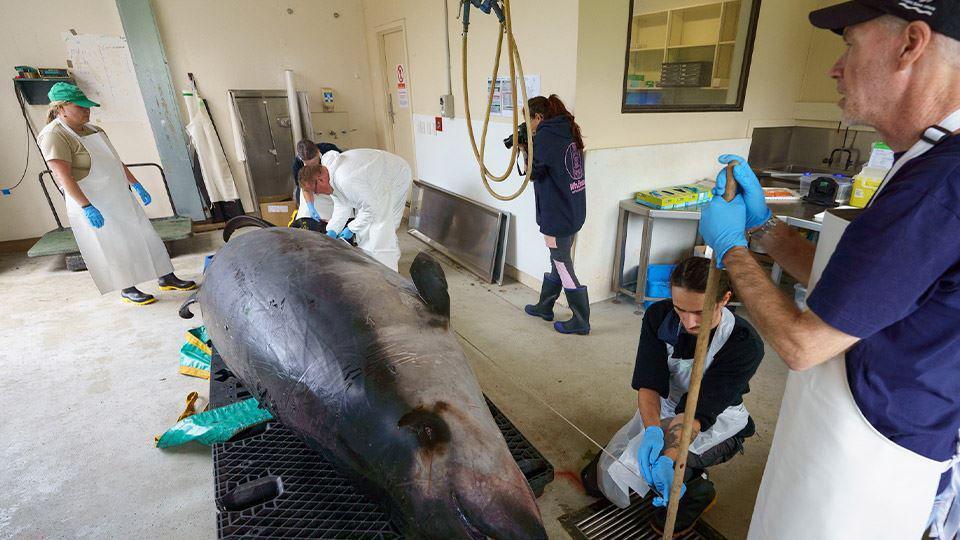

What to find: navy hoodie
left=529, top=116, right=586, bottom=237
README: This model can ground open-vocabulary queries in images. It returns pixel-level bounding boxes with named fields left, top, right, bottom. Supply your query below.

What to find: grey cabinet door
left=234, top=94, right=296, bottom=204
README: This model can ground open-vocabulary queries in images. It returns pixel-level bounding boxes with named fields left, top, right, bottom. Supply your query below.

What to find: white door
left=379, top=28, right=417, bottom=178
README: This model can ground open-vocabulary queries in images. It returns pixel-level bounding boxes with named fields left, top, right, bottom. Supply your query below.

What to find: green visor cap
left=48, top=82, right=100, bottom=108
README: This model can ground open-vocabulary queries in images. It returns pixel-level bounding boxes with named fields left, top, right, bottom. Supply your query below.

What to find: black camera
left=503, top=122, right=528, bottom=149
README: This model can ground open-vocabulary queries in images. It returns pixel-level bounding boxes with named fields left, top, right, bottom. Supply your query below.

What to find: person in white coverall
left=297, top=149, right=412, bottom=271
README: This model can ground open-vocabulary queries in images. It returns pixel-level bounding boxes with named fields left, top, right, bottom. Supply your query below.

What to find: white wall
left=0, top=0, right=166, bottom=243
left=577, top=138, right=752, bottom=300
left=152, top=0, right=380, bottom=211
left=413, top=114, right=550, bottom=277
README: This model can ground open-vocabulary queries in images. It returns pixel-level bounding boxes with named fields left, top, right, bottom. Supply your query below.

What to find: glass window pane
left=623, top=0, right=761, bottom=112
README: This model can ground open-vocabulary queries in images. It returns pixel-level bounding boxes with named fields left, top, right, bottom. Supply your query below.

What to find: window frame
left=620, top=0, right=763, bottom=113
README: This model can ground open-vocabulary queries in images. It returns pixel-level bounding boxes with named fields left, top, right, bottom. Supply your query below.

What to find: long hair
left=527, top=94, right=584, bottom=150
left=46, top=101, right=67, bottom=124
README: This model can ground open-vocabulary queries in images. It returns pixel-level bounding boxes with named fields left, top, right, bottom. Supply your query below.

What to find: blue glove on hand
left=326, top=229, right=339, bottom=239
left=651, top=455, right=686, bottom=508
left=337, top=226, right=354, bottom=241
left=699, top=194, right=749, bottom=268
left=306, top=201, right=321, bottom=222
left=637, top=426, right=665, bottom=485
left=715, top=154, right=770, bottom=229
left=83, top=204, right=104, bottom=228
left=132, top=182, right=152, bottom=206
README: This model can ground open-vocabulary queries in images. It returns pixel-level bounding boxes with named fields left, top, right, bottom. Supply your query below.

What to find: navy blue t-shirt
left=529, top=117, right=586, bottom=237
left=806, top=135, right=960, bottom=463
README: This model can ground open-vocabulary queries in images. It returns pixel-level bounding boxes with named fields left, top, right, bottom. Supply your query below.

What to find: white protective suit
left=322, top=149, right=412, bottom=271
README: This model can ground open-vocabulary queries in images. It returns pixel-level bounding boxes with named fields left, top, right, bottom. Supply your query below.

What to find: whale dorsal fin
left=410, top=252, right=450, bottom=318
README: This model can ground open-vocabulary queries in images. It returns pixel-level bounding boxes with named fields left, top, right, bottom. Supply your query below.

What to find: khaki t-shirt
left=37, top=122, right=103, bottom=182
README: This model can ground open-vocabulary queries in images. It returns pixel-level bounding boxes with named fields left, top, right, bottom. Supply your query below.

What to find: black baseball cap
left=810, top=0, right=960, bottom=40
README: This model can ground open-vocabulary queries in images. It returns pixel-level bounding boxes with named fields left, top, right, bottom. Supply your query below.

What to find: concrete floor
left=0, top=227, right=788, bottom=540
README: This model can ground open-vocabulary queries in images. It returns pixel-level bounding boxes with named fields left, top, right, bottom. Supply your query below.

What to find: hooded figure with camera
left=519, top=95, right=589, bottom=335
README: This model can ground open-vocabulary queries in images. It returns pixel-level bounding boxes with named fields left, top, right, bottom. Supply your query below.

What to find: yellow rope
left=461, top=0, right=533, bottom=201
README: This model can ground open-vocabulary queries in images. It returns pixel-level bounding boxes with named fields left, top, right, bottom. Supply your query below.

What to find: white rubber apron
left=748, top=110, right=960, bottom=540
left=45, top=118, right=174, bottom=294
left=599, top=308, right=749, bottom=508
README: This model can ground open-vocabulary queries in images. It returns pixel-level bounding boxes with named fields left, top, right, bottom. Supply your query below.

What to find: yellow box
left=259, top=200, right=296, bottom=227
left=849, top=170, right=885, bottom=208
left=635, top=181, right=713, bottom=210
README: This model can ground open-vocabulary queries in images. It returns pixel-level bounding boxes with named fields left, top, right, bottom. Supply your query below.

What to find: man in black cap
left=696, top=1, right=960, bottom=538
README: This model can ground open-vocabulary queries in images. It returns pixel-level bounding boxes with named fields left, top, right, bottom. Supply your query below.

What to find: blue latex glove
left=83, top=204, right=104, bottom=228
left=326, top=229, right=339, bottom=239
left=699, top=194, right=749, bottom=268
left=651, top=455, right=686, bottom=508
left=714, top=154, right=770, bottom=229
left=637, top=426, right=665, bottom=485
left=132, top=182, right=152, bottom=206
left=337, top=226, right=354, bottom=241
left=306, top=201, right=321, bottom=222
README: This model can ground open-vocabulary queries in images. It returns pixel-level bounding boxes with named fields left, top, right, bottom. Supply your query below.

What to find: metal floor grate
left=559, top=494, right=727, bottom=540
left=209, top=349, right=554, bottom=539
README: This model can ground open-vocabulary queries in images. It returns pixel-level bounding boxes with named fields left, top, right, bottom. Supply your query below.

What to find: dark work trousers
left=547, top=234, right=581, bottom=288
left=580, top=434, right=746, bottom=499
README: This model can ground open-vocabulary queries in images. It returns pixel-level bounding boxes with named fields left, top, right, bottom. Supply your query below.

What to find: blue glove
left=637, top=426, right=665, bottom=485
left=132, top=182, right=152, bottom=206
left=326, top=229, right=339, bottom=239
left=337, top=226, right=354, bottom=241
left=306, top=201, right=321, bottom=222
left=714, top=154, right=770, bottom=229
left=699, top=194, right=749, bottom=268
left=83, top=204, right=104, bottom=228
left=651, top=455, right=686, bottom=508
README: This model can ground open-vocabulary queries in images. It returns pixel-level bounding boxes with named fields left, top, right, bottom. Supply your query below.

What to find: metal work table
left=612, top=179, right=829, bottom=309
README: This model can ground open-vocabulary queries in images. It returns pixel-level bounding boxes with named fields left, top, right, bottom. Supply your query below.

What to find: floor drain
left=559, top=494, right=727, bottom=540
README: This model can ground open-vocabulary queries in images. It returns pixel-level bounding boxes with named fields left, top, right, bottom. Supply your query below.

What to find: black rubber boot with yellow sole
left=121, top=287, right=157, bottom=306
left=650, top=473, right=718, bottom=538
left=158, top=273, right=197, bottom=291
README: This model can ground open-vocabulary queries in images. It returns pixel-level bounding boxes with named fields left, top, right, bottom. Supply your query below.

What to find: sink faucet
left=822, top=123, right=860, bottom=171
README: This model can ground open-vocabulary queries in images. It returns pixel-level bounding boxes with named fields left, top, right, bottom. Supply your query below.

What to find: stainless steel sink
left=758, top=163, right=856, bottom=176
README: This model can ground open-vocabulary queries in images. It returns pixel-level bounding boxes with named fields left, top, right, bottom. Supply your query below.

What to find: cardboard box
left=259, top=200, right=295, bottom=227
left=635, top=180, right=714, bottom=210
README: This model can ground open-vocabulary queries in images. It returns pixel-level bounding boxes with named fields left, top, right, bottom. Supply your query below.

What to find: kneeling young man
left=583, top=256, right=763, bottom=535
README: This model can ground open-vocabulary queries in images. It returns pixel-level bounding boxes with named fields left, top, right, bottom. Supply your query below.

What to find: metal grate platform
left=559, top=494, right=727, bottom=540
left=209, top=349, right=554, bottom=539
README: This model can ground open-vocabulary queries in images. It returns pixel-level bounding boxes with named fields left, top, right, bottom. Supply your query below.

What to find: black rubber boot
left=158, top=273, right=197, bottom=291
left=524, top=274, right=562, bottom=321
left=121, top=286, right=157, bottom=306
left=554, top=286, right=590, bottom=335
left=650, top=473, right=718, bottom=538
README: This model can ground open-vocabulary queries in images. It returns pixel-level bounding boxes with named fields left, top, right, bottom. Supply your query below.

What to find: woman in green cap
left=37, top=82, right=196, bottom=305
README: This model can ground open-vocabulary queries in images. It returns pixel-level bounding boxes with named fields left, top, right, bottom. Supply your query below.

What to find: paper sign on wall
left=486, top=74, right=541, bottom=117
left=63, top=33, right=150, bottom=124
left=396, top=64, right=409, bottom=109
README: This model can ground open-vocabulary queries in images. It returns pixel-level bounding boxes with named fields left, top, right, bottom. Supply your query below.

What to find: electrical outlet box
left=440, top=94, right=454, bottom=118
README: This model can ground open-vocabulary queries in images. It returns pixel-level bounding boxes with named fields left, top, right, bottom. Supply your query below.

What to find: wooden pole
left=661, top=163, right=739, bottom=539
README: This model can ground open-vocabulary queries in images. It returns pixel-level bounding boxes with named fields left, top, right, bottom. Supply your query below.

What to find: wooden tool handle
left=661, top=160, right=739, bottom=539
left=723, top=161, right=739, bottom=202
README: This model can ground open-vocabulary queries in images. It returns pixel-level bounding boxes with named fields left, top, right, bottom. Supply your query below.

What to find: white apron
left=295, top=189, right=334, bottom=222
left=42, top=118, right=174, bottom=294
left=748, top=110, right=960, bottom=540
left=183, top=92, right=239, bottom=203
left=599, top=308, right=749, bottom=508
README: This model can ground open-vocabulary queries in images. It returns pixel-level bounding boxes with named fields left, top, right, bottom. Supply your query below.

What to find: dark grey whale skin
left=197, top=228, right=546, bottom=540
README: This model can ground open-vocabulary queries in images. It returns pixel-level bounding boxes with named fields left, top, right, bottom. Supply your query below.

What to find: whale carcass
left=185, top=228, right=547, bottom=539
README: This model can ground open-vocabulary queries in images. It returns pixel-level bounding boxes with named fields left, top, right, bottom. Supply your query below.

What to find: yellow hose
left=461, top=0, right=533, bottom=201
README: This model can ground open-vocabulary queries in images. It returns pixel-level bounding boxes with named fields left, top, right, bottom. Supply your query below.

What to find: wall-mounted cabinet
left=623, top=0, right=761, bottom=112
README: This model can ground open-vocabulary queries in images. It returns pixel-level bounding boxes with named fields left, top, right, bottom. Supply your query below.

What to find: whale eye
left=398, top=406, right=452, bottom=451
